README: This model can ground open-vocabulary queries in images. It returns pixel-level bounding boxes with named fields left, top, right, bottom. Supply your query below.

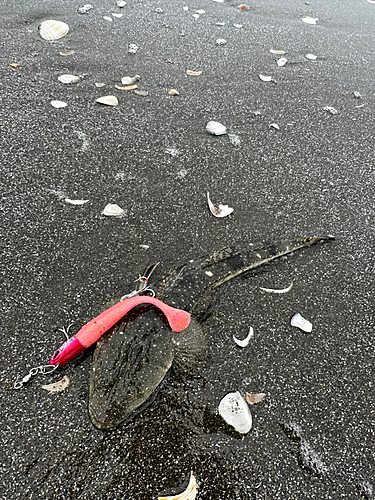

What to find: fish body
left=89, top=237, right=333, bottom=429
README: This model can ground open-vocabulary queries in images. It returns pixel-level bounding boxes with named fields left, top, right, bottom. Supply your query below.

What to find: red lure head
left=49, top=336, right=85, bottom=367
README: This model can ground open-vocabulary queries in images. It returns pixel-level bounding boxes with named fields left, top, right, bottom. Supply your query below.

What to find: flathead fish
left=89, top=237, right=333, bottom=429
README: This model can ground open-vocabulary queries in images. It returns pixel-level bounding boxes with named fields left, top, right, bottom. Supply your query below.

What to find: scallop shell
left=96, top=95, right=118, bottom=106
left=39, top=20, right=69, bottom=40
left=158, top=472, right=197, bottom=500
left=290, top=313, right=312, bottom=333
left=219, top=391, right=252, bottom=433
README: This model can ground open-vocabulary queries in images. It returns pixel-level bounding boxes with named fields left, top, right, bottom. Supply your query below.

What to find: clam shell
left=290, top=313, right=312, bottom=333
left=96, top=95, right=118, bottom=106
left=58, top=74, right=80, bottom=84
left=219, top=391, right=252, bottom=433
left=39, top=20, right=69, bottom=40
left=41, top=375, right=69, bottom=393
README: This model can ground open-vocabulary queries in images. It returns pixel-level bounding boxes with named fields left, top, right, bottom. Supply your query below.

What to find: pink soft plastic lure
left=49, top=296, right=191, bottom=367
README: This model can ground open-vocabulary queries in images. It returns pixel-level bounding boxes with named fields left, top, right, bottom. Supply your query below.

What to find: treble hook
left=120, top=262, right=159, bottom=301
left=14, top=364, right=59, bottom=390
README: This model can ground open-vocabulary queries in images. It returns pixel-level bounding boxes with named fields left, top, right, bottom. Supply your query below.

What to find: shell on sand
left=158, top=472, right=197, bottom=500
left=39, top=20, right=69, bottom=40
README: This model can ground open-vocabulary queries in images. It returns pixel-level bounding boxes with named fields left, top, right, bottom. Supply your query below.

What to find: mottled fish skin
left=89, top=236, right=333, bottom=429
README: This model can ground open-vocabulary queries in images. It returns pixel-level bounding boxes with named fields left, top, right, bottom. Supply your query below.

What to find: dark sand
left=1, top=0, right=375, bottom=498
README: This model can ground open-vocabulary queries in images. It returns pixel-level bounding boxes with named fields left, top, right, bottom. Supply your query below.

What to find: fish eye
left=52, top=350, right=61, bottom=360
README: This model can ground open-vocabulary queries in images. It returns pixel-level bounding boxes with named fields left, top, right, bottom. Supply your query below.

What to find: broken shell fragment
left=269, top=123, right=280, bottom=130
left=128, top=44, right=139, bottom=54
left=134, top=90, right=149, bottom=96
left=205, top=120, right=227, bottom=136
left=96, top=95, right=118, bottom=106
left=58, top=74, right=80, bottom=84
left=207, top=192, right=233, bottom=218
left=115, top=84, right=137, bottom=90
left=323, top=106, right=337, bottom=115
left=41, top=375, right=69, bottom=393
left=117, top=0, right=127, bottom=6
left=290, top=313, right=312, bottom=333
left=219, top=391, right=252, bottom=434
left=59, top=50, right=74, bottom=56
left=245, top=392, right=266, bottom=405
left=259, top=283, right=293, bottom=294
left=168, top=89, right=179, bottom=95
left=121, top=75, right=140, bottom=85
left=233, top=23, right=243, bottom=28
left=270, top=49, right=286, bottom=55
left=102, top=203, right=125, bottom=216
left=305, top=53, right=317, bottom=60
left=64, top=198, right=89, bottom=205
left=77, top=4, right=93, bottom=14
left=51, top=100, right=68, bottom=108
left=186, top=70, right=202, bottom=76
left=112, top=13, right=123, bottom=18
left=233, top=327, right=253, bottom=347
left=277, top=57, right=287, bottom=67
left=216, top=38, right=227, bottom=45
left=158, top=472, right=197, bottom=500
left=39, top=20, right=69, bottom=40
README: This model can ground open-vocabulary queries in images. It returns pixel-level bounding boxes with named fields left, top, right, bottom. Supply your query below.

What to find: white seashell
left=95, top=82, right=105, bottom=87
left=216, top=38, right=227, bottom=45
left=186, top=70, right=202, bottom=76
left=39, top=20, right=69, bottom=40
left=112, top=13, right=123, bottom=18
left=59, top=50, right=74, bottom=56
left=368, top=0, right=375, bottom=3
left=205, top=271, right=213, bottom=277
left=207, top=192, right=233, bottom=218
left=96, top=95, right=118, bottom=106
left=205, top=120, right=227, bottom=135
left=259, top=74, right=272, bottom=82
left=259, top=282, right=293, bottom=294
left=102, top=203, right=125, bottom=216
left=277, top=57, right=287, bottom=66
left=58, top=74, right=80, bottom=84
left=64, top=198, right=89, bottom=205
left=269, top=123, right=280, bottom=130
left=139, top=244, right=149, bottom=249
left=192, top=13, right=200, bottom=19
left=219, top=391, right=252, bottom=434
left=270, top=49, right=286, bottom=55
left=128, top=43, right=139, bottom=54
left=305, top=53, right=317, bottom=60
left=103, top=16, right=113, bottom=21
left=121, top=75, right=140, bottom=85
left=212, top=0, right=224, bottom=2
left=302, top=16, right=318, bottom=24
left=196, top=9, right=205, bottom=14
left=41, top=375, right=69, bottom=393
left=228, top=133, right=240, bottom=147
left=290, top=313, right=312, bottom=333
left=158, top=472, right=197, bottom=500
left=233, top=23, right=242, bottom=28
left=117, top=0, right=127, bottom=6
left=353, top=91, right=361, bottom=98
left=233, top=327, right=253, bottom=347
left=51, top=100, right=68, bottom=108
left=215, top=22, right=225, bottom=26
left=183, top=6, right=189, bottom=11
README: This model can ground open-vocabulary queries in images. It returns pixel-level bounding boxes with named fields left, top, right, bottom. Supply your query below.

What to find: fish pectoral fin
left=172, top=318, right=207, bottom=372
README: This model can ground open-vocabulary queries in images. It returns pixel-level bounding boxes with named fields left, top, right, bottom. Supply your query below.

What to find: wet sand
left=1, top=0, right=375, bottom=498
